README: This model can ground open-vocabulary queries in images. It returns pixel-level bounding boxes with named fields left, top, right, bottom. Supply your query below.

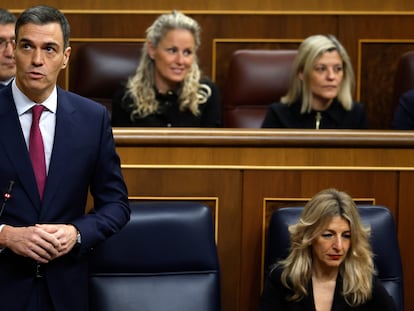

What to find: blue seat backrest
left=265, top=205, right=403, bottom=311
left=89, top=201, right=221, bottom=311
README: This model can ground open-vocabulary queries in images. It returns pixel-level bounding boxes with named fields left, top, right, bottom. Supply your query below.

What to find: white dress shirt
left=12, top=79, right=57, bottom=173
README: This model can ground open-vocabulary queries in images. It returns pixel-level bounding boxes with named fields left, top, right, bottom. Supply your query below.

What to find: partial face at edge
left=0, top=23, right=16, bottom=81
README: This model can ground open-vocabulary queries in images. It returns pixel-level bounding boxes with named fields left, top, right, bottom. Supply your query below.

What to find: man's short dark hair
left=0, top=8, right=16, bottom=25
left=15, top=5, right=70, bottom=49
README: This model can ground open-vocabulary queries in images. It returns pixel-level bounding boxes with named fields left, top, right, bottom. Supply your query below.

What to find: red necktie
left=29, top=105, right=46, bottom=200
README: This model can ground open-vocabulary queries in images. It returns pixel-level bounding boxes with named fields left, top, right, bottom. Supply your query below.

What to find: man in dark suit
left=392, top=89, right=414, bottom=129
left=0, top=8, right=16, bottom=87
left=0, top=5, right=130, bottom=311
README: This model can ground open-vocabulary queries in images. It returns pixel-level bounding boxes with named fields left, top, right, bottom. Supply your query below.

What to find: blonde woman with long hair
left=261, top=35, right=368, bottom=129
left=112, top=11, right=221, bottom=127
left=260, top=189, right=397, bottom=311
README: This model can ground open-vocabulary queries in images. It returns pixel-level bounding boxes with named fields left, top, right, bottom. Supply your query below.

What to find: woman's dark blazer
left=261, top=99, right=368, bottom=129
left=260, top=268, right=397, bottom=311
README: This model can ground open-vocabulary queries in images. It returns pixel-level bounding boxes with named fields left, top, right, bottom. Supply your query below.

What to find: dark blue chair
left=265, top=205, right=403, bottom=311
left=89, top=201, right=221, bottom=311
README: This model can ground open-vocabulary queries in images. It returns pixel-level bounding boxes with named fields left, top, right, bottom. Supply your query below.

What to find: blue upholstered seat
left=89, top=201, right=221, bottom=311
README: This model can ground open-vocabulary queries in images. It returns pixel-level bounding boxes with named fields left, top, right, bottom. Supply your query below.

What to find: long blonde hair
left=124, top=11, right=211, bottom=120
left=277, top=188, right=375, bottom=306
left=281, top=35, right=355, bottom=113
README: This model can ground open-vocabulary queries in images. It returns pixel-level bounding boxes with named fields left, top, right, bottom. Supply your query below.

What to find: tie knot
left=32, top=105, right=44, bottom=122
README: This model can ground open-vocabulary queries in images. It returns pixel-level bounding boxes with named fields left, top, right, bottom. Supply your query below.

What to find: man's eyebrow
left=18, top=38, right=31, bottom=43
left=43, top=42, right=59, bottom=47
left=18, top=38, right=59, bottom=47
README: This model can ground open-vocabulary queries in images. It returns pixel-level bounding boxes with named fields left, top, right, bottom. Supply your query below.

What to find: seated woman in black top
left=261, top=35, right=368, bottom=129
left=260, top=188, right=397, bottom=311
left=112, top=11, right=221, bottom=127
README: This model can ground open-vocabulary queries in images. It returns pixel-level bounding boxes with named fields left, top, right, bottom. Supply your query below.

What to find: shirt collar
left=154, top=85, right=180, bottom=99
left=12, top=79, right=58, bottom=116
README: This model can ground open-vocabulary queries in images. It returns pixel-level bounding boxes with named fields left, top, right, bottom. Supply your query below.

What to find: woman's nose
left=175, top=52, right=184, bottom=64
left=333, top=236, right=343, bottom=249
left=326, top=68, right=336, bottom=79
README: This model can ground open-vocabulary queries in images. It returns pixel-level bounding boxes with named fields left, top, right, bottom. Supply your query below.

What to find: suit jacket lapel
left=0, top=86, right=41, bottom=208
left=41, top=89, right=76, bottom=213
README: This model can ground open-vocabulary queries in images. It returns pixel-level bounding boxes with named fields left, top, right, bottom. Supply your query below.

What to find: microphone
left=0, top=181, right=14, bottom=217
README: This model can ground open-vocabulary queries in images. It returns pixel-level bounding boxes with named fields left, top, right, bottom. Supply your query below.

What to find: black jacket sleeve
left=392, top=89, right=414, bottom=129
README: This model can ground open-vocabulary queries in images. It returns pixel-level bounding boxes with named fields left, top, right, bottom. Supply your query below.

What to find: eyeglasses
left=0, top=38, right=15, bottom=51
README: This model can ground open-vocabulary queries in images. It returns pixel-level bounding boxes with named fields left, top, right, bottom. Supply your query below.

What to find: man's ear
left=62, top=46, right=71, bottom=69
